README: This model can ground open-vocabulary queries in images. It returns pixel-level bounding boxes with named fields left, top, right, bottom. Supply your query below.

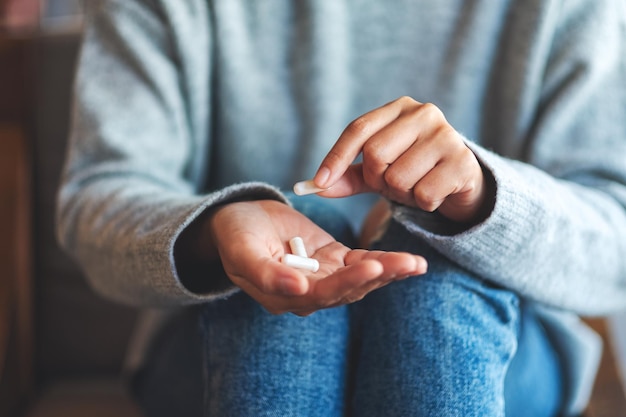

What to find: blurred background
left=1, top=1, right=142, bottom=416
left=0, top=1, right=625, bottom=417
left=1, top=0, right=83, bottom=33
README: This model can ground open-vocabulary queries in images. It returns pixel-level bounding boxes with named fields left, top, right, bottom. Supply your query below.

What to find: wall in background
left=40, top=0, right=82, bottom=32
left=1, top=0, right=82, bottom=33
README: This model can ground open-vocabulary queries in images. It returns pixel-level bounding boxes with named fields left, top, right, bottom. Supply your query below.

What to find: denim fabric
left=133, top=198, right=563, bottom=416
left=350, top=220, right=562, bottom=417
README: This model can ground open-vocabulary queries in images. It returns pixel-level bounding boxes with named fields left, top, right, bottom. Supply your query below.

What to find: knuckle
left=347, top=115, right=374, bottom=138
left=459, top=144, right=478, bottom=164
left=397, top=95, right=417, bottom=106
left=413, top=187, right=442, bottom=212
left=362, top=140, right=387, bottom=163
left=458, top=152, right=478, bottom=176
left=449, top=145, right=479, bottom=175
left=383, top=166, right=408, bottom=190
left=420, top=102, right=446, bottom=122
left=434, top=123, right=458, bottom=143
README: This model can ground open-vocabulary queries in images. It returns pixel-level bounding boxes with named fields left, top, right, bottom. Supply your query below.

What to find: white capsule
left=293, top=179, right=329, bottom=196
left=282, top=253, right=319, bottom=273
left=289, top=236, right=308, bottom=258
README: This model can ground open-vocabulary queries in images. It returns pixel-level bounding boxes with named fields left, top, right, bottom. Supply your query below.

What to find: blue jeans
left=133, top=197, right=563, bottom=416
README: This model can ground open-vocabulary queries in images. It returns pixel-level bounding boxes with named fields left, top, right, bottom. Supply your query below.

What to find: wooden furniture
left=585, top=318, right=626, bottom=417
left=0, top=125, right=34, bottom=417
left=0, top=30, right=35, bottom=417
left=0, top=31, right=141, bottom=417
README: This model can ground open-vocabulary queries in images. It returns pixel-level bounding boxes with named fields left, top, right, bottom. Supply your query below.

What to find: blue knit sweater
left=57, top=1, right=626, bottom=414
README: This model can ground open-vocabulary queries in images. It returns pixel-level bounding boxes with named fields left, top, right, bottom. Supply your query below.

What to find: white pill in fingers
left=293, top=179, right=329, bottom=196
left=282, top=254, right=320, bottom=273
left=289, top=236, right=308, bottom=258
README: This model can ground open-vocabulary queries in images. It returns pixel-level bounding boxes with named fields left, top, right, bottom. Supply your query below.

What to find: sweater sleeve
left=56, top=0, right=287, bottom=307
left=393, top=0, right=626, bottom=315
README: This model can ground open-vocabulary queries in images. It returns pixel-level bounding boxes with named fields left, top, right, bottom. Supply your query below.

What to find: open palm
left=210, top=200, right=427, bottom=315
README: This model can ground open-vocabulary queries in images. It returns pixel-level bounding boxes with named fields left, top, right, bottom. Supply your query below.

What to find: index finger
left=313, top=97, right=407, bottom=189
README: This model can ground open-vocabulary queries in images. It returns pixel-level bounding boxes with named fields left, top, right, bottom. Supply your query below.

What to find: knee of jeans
left=287, top=193, right=356, bottom=246
left=357, top=273, right=520, bottom=373
left=428, top=258, right=520, bottom=329
left=374, top=264, right=520, bottom=330
left=367, top=221, right=520, bottom=346
left=375, top=221, right=518, bottom=310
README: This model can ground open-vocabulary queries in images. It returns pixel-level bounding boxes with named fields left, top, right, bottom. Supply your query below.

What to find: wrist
left=439, top=163, right=496, bottom=226
left=173, top=205, right=225, bottom=294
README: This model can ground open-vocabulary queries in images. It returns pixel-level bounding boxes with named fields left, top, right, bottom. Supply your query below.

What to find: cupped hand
left=209, top=200, right=426, bottom=315
left=313, top=96, right=491, bottom=223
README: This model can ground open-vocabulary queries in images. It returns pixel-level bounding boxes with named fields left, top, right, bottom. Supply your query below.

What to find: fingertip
left=396, top=254, right=428, bottom=276
left=413, top=256, right=428, bottom=275
left=377, top=252, right=427, bottom=278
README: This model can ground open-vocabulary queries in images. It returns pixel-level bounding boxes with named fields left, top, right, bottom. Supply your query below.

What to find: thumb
left=234, top=256, right=310, bottom=296
left=318, top=163, right=374, bottom=198
left=222, top=236, right=310, bottom=296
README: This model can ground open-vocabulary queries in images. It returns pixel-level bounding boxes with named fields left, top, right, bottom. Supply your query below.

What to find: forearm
left=57, top=174, right=288, bottom=307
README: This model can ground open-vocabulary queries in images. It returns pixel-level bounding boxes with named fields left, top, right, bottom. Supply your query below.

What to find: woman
left=57, top=1, right=626, bottom=415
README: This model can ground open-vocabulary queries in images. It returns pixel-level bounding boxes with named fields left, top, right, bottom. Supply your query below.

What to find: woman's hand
left=208, top=200, right=426, bottom=316
left=314, top=96, right=491, bottom=223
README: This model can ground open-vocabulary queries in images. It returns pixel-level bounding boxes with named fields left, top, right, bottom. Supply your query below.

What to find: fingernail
left=278, top=276, right=303, bottom=295
left=314, top=167, right=330, bottom=188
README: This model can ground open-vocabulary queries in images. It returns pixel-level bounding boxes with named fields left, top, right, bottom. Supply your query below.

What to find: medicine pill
left=289, top=236, right=308, bottom=258
left=293, top=179, right=328, bottom=196
left=282, top=253, right=320, bottom=272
